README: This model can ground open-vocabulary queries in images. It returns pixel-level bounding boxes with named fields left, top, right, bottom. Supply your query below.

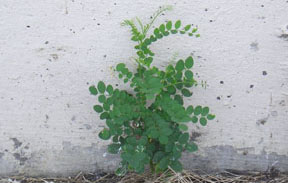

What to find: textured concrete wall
left=0, top=0, right=288, bottom=176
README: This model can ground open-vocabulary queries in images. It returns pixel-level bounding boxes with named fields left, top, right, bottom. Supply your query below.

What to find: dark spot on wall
left=10, top=138, right=22, bottom=149
left=114, top=3, right=116, bottom=5
left=26, top=25, right=30, bottom=28
left=50, top=54, right=58, bottom=60
left=45, top=114, right=49, bottom=121
left=84, top=124, right=92, bottom=130
left=217, top=96, right=221, bottom=100
left=71, top=116, right=76, bottom=121
left=262, top=71, right=267, bottom=76
left=209, top=20, right=213, bottom=22
left=250, top=42, right=259, bottom=51
left=258, top=137, right=264, bottom=144
left=257, top=116, right=269, bottom=125
left=279, top=100, right=285, bottom=106
left=205, top=8, right=208, bottom=11
left=220, top=81, right=224, bottom=84
left=13, top=153, right=28, bottom=165
left=243, top=151, right=248, bottom=155
left=45, top=41, right=49, bottom=44
left=190, top=132, right=201, bottom=141
left=261, top=5, right=264, bottom=7
left=250, top=84, right=254, bottom=88
left=227, top=95, right=232, bottom=98
left=116, top=84, right=119, bottom=86
left=278, top=33, right=288, bottom=40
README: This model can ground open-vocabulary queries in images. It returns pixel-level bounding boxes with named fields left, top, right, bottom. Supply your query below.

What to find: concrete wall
left=0, top=0, right=288, bottom=176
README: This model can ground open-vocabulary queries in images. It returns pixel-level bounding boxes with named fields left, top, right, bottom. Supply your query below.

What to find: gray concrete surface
left=0, top=0, right=288, bottom=176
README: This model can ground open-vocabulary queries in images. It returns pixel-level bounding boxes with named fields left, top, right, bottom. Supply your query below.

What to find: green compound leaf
left=98, top=95, right=106, bottom=103
left=106, top=85, right=113, bottom=95
left=166, top=21, right=172, bottom=30
left=89, top=86, right=98, bottom=95
left=154, top=28, right=160, bottom=35
left=158, top=157, right=169, bottom=170
left=178, top=133, right=189, bottom=144
left=175, top=71, right=182, bottom=80
left=159, top=135, right=169, bottom=144
left=100, top=112, right=109, bottom=120
left=144, top=57, right=153, bottom=67
left=108, top=143, right=121, bottom=154
left=175, top=59, right=184, bottom=71
left=171, top=30, right=178, bottom=34
left=185, top=56, right=194, bottom=69
left=200, top=117, right=207, bottom=126
left=181, top=88, right=192, bottom=97
left=116, top=63, right=125, bottom=72
left=175, top=20, right=181, bottom=29
left=191, top=116, right=198, bottom=123
left=97, top=81, right=106, bottom=93
left=159, top=24, right=165, bottom=33
left=192, top=28, right=198, bottom=33
left=103, top=103, right=110, bottom=111
left=175, top=83, right=183, bottom=90
left=207, top=114, right=216, bottom=120
left=153, top=151, right=165, bottom=163
left=201, top=107, right=209, bottom=116
left=178, top=124, right=188, bottom=131
left=184, top=24, right=191, bottom=31
left=149, top=129, right=159, bottom=138
left=194, top=106, right=202, bottom=115
left=99, top=129, right=111, bottom=140
left=163, top=31, right=169, bottom=36
left=186, top=142, right=198, bottom=152
left=127, top=72, right=133, bottom=79
left=174, top=95, right=184, bottom=105
left=170, top=160, right=183, bottom=172
left=167, top=85, right=176, bottom=94
left=184, top=70, right=193, bottom=79
left=160, top=127, right=173, bottom=136
left=186, top=105, right=194, bottom=114
left=93, top=105, right=103, bottom=113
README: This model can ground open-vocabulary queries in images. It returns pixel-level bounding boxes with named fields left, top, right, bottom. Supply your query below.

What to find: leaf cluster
left=89, top=7, right=215, bottom=175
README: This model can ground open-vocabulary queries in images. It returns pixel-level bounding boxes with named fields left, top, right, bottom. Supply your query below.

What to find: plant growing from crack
left=89, top=6, right=215, bottom=175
